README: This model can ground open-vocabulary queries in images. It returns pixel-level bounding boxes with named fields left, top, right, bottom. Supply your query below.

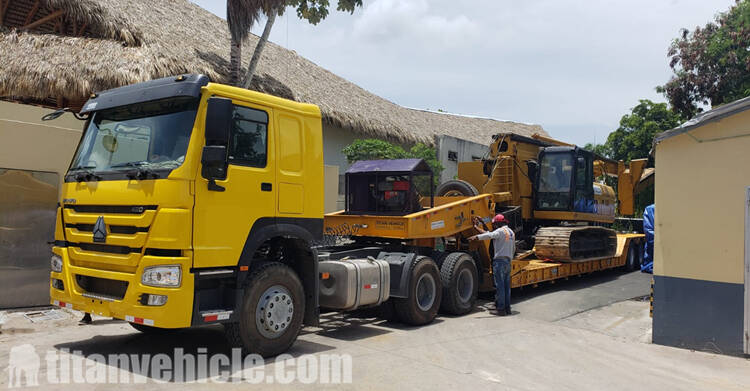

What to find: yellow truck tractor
left=47, top=75, right=645, bottom=357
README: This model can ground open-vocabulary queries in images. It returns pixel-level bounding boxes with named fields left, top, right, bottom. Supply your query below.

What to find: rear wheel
left=224, top=262, right=305, bottom=357
left=625, top=244, right=639, bottom=271
left=394, top=256, right=442, bottom=325
left=439, top=252, right=478, bottom=315
left=436, top=180, right=479, bottom=197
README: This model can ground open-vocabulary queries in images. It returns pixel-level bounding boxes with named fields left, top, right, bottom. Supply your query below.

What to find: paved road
left=508, top=269, right=652, bottom=322
left=2, top=269, right=748, bottom=390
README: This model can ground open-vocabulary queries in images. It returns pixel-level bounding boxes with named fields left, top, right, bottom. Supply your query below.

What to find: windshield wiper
left=68, top=165, right=102, bottom=182
left=110, top=161, right=148, bottom=169
left=112, top=162, right=157, bottom=180
left=69, top=165, right=97, bottom=171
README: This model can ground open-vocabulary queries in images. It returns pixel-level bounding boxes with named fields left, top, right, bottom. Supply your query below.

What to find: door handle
left=261, top=182, right=272, bottom=192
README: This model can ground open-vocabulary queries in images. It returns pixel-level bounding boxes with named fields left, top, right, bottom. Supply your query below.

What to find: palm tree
left=226, top=0, right=284, bottom=87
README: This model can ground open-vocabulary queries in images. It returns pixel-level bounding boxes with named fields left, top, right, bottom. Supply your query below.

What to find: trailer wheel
left=625, top=244, right=639, bottom=271
left=439, top=252, right=478, bottom=315
left=224, top=262, right=305, bottom=357
left=436, top=180, right=479, bottom=197
left=394, top=256, right=442, bottom=325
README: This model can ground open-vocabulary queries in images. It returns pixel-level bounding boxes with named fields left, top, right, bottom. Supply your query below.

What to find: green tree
left=604, top=100, right=682, bottom=162
left=342, top=139, right=444, bottom=185
left=583, top=142, right=611, bottom=158
left=659, top=0, right=750, bottom=119
left=227, top=0, right=363, bottom=87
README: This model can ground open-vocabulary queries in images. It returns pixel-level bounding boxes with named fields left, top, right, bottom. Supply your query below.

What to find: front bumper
left=49, top=246, right=194, bottom=328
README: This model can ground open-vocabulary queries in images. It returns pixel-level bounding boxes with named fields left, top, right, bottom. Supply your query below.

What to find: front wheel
left=224, top=262, right=305, bottom=357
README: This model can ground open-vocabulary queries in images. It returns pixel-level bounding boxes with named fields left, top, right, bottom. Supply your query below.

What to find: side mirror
left=205, top=97, right=233, bottom=146
left=41, top=108, right=69, bottom=121
left=201, top=145, right=227, bottom=192
left=526, top=160, right=539, bottom=189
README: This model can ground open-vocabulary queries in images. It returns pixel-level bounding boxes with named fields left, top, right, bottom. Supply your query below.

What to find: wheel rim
left=255, top=285, right=294, bottom=339
left=456, top=267, right=474, bottom=304
left=443, top=190, right=464, bottom=197
left=415, top=273, right=436, bottom=311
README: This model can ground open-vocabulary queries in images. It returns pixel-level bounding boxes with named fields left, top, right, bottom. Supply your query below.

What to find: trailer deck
left=510, top=234, right=643, bottom=288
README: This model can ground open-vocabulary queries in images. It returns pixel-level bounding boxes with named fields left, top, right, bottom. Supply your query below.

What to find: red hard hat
left=492, top=214, right=506, bottom=223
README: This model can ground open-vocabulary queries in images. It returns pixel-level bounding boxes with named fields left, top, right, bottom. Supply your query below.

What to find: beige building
left=653, top=96, right=750, bottom=356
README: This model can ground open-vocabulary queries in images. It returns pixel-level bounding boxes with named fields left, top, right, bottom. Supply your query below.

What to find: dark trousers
left=492, top=257, right=511, bottom=311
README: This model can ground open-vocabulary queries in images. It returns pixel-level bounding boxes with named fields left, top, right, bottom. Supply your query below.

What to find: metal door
left=0, top=169, right=59, bottom=308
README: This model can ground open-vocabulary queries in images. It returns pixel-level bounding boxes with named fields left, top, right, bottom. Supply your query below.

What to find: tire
left=430, top=250, right=449, bottom=268
left=439, top=252, right=479, bottom=315
left=129, top=322, right=170, bottom=334
left=394, top=256, right=442, bottom=325
left=624, top=244, right=638, bottom=271
left=224, top=262, right=305, bottom=357
left=436, top=180, right=479, bottom=197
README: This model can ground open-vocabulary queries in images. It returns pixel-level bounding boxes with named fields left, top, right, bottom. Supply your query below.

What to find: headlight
left=51, top=254, right=63, bottom=273
left=142, top=265, right=181, bottom=287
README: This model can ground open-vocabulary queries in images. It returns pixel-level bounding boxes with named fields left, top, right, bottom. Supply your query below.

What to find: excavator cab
left=534, top=146, right=594, bottom=214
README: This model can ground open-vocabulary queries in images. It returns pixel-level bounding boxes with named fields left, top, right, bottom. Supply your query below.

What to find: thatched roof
left=0, top=0, right=548, bottom=145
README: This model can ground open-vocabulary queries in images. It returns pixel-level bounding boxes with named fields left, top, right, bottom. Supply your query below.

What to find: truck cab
left=50, top=75, right=323, bottom=356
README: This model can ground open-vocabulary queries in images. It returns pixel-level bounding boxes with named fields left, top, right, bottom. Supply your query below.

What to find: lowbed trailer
left=324, top=193, right=645, bottom=295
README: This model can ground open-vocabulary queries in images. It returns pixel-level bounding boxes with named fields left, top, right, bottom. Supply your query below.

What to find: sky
left=190, top=0, right=735, bottom=146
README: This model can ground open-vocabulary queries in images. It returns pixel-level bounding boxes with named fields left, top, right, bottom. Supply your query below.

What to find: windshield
left=70, top=97, right=199, bottom=175
left=537, top=152, right=574, bottom=210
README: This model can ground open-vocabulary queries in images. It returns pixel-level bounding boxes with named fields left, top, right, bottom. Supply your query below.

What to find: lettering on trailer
left=374, top=221, right=405, bottom=231
left=454, top=212, right=466, bottom=228
left=430, top=220, right=445, bottom=230
left=324, top=223, right=361, bottom=237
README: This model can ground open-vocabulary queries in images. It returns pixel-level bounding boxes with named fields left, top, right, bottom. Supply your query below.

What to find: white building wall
left=322, top=124, right=360, bottom=210
left=435, top=135, right=489, bottom=184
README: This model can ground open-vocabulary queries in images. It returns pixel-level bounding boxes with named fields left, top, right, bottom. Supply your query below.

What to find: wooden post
left=77, top=22, right=87, bottom=36
left=24, top=0, right=41, bottom=26
left=22, top=9, right=64, bottom=30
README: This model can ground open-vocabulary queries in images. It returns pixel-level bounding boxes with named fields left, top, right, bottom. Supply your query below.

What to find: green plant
left=342, top=139, right=444, bottom=186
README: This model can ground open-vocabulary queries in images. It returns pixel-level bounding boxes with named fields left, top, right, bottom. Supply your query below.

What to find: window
left=70, top=97, right=198, bottom=175
left=228, top=105, right=269, bottom=167
left=537, top=152, right=574, bottom=210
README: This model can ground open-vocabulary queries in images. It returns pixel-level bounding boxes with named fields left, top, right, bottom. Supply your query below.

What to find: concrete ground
left=1, top=270, right=748, bottom=390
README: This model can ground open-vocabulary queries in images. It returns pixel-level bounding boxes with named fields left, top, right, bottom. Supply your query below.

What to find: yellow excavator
left=436, top=133, right=648, bottom=261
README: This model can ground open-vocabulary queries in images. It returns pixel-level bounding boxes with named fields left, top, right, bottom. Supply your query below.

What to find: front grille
left=76, top=275, right=129, bottom=300
left=64, top=205, right=157, bottom=214
left=75, top=242, right=141, bottom=254
left=66, top=223, right=149, bottom=234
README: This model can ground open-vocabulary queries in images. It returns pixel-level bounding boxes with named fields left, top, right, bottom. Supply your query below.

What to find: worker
left=641, top=204, right=655, bottom=274
left=469, top=214, right=515, bottom=316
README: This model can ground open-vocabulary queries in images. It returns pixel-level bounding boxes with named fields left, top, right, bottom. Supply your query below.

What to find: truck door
left=193, top=101, right=275, bottom=268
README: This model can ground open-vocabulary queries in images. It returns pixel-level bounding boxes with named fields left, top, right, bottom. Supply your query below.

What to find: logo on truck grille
left=92, top=216, right=107, bottom=243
